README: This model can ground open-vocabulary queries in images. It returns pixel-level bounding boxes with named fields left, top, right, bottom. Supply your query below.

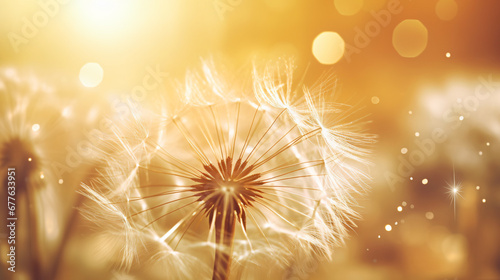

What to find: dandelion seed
left=83, top=59, right=374, bottom=279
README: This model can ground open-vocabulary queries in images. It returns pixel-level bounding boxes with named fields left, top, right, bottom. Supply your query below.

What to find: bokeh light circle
left=334, top=0, right=364, bottom=16
left=312, top=31, right=345, bottom=65
left=392, top=20, right=428, bottom=58
left=32, top=124, right=40, bottom=132
left=436, top=0, right=458, bottom=21
left=79, top=63, right=104, bottom=87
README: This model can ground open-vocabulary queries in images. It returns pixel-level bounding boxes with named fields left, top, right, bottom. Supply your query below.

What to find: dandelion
left=0, top=68, right=106, bottom=280
left=0, top=68, right=64, bottom=279
left=82, top=59, right=374, bottom=280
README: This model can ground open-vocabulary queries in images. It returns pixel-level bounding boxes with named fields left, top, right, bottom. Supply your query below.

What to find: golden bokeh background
left=1, top=0, right=500, bottom=279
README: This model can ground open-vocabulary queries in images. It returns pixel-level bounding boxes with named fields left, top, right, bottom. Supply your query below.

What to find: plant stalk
left=212, top=210, right=236, bottom=280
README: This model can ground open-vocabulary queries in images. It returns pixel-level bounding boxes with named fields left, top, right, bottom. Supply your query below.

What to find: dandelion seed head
left=1, top=138, right=39, bottom=181
left=0, top=69, right=64, bottom=193
left=83, top=59, right=373, bottom=278
left=1, top=68, right=106, bottom=193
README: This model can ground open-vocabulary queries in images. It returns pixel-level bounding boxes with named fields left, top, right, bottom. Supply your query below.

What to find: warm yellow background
left=1, top=0, right=500, bottom=279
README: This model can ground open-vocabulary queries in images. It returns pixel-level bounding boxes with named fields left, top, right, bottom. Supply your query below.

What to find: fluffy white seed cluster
left=81, top=59, right=374, bottom=279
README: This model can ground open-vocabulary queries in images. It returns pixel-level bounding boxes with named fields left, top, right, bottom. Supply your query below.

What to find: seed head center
left=190, top=157, right=265, bottom=222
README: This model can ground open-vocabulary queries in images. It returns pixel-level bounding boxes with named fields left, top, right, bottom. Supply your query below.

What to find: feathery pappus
left=81, top=59, right=375, bottom=280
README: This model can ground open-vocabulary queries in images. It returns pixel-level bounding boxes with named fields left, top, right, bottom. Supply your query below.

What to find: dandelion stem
left=24, top=180, right=42, bottom=280
left=212, top=209, right=236, bottom=280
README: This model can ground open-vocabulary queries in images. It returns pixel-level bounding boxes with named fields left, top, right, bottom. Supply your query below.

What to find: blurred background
left=1, top=0, right=500, bottom=279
